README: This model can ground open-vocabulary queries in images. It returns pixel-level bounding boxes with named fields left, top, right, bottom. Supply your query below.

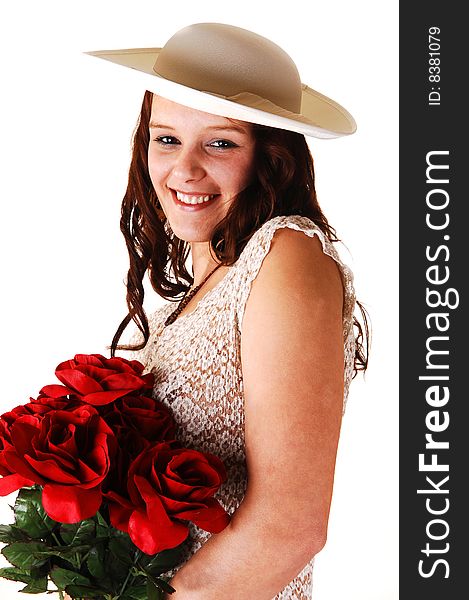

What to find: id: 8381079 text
left=428, top=26, right=441, bottom=106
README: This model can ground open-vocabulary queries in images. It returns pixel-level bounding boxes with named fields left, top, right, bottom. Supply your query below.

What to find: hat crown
left=153, top=23, right=302, bottom=113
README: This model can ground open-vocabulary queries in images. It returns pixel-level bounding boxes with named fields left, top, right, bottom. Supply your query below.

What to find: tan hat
left=86, top=22, right=356, bottom=139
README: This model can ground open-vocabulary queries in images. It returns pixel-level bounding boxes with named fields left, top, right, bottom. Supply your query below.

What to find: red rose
left=0, top=417, right=35, bottom=495
left=0, top=394, right=84, bottom=496
left=41, top=354, right=154, bottom=406
left=30, top=390, right=85, bottom=414
left=1, top=389, right=81, bottom=423
left=0, top=405, right=116, bottom=522
left=100, top=395, right=176, bottom=454
left=107, top=442, right=230, bottom=554
left=101, top=395, right=176, bottom=497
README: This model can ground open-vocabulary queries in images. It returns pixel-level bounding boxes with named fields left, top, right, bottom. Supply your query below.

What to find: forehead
left=149, top=95, right=252, bottom=134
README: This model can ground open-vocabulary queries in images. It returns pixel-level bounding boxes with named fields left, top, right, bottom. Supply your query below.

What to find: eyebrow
left=148, top=121, right=249, bottom=135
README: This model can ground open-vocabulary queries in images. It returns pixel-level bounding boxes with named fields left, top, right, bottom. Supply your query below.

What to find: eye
left=154, top=135, right=180, bottom=146
left=209, top=139, right=238, bottom=149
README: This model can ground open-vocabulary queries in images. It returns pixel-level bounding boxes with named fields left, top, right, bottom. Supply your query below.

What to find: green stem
left=117, top=568, right=133, bottom=598
left=52, top=532, right=63, bottom=547
left=117, top=549, right=143, bottom=598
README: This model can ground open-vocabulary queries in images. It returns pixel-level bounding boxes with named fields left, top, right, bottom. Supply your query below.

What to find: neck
left=190, top=241, right=220, bottom=286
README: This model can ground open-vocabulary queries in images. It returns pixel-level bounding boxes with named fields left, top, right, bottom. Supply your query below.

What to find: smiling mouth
left=176, top=191, right=217, bottom=204
left=173, top=190, right=219, bottom=205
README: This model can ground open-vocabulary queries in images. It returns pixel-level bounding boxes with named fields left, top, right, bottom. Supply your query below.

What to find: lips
left=176, top=191, right=215, bottom=204
left=170, top=189, right=220, bottom=210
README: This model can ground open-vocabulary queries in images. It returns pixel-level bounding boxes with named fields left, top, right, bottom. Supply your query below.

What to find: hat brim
left=85, top=47, right=356, bottom=139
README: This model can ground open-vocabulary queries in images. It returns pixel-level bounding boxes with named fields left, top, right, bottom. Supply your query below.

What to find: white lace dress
left=129, top=215, right=356, bottom=599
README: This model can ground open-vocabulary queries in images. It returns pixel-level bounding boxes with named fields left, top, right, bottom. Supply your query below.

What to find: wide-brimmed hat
left=86, top=22, right=356, bottom=139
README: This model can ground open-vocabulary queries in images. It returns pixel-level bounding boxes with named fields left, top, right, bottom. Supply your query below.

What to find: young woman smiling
left=87, top=22, right=370, bottom=599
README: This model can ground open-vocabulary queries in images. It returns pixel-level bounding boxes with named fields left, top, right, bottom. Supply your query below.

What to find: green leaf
left=121, top=585, right=149, bottom=599
left=14, top=487, right=57, bottom=538
left=64, top=584, right=109, bottom=598
left=96, top=511, right=112, bottom=540
left=19, top=575, right=48, bottom=593
left=0, top=566, right=34, bottom=584
left=108, top=537, right=134, bottom=566
left=34, top=543, right=91, bottom=561
left=1, top=541, right=49, bottom=569
left=102, top=553, right=126, bottom=587
left=30, top=560, right=50, bottom=577
left=139, top=546, right=183, bottom=575
left=50, top=566, right=92, bottom=589
left=148, top=575, right=176, bottom=594
left=147, top=579, right=164, bottom=600
left=96, top=510, right=107, bottom=525
left=86, top=545, right=106, bottom=579
left=1, top=569, right=49, bottom=595
left=43, top=544, right=91, bottom=571
left=157, top=578, right=176, bottom=594
left=60, top=518, right=96, bottom=545
left=0, top=524, right=29, bottom=543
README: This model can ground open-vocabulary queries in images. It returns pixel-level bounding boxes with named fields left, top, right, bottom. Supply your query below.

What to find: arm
left=165, top=229, right=345, bottom=599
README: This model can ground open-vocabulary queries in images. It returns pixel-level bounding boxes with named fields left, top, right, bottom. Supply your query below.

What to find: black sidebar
left=400, top=3, right=468, bottom=599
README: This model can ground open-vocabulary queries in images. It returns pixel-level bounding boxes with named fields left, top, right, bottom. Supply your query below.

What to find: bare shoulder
left=246, top=226, right=344, bottom=315
left=241, top=225, right=345, bottom=384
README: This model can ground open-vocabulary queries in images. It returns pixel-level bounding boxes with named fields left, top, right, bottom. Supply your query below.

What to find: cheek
left=147, top=154, right=166, bottom=191
left=232, top=154, right=256, bottom=189
left=214, top=154, right=255, bottom=193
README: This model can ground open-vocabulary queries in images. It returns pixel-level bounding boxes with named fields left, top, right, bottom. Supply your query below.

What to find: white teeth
left=176, top=191, right=215, bottom=205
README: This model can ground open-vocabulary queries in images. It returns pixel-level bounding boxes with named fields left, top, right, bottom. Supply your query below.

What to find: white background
left=0, top=1, right=398, bottom=598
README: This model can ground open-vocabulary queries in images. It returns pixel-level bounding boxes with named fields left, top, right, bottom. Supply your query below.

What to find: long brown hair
left=111, top=91, right=370, bottom=376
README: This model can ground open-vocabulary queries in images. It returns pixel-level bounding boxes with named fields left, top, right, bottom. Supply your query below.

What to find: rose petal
left=2, top=449, right=45, bottom=484
left=0, top=473, right=35, bottom=496
left=31, top=447, right=76, bottom=471
left=10, top=417, right=40, bottom=451
left=82, top=390, right=132, bottom=406
left=73, top=354, right=107, bottom=367
left=128, top=496, right=188, bottom=554
left=39, top=384, right=74, bottom=398
left=176, top=498, right=231, bottom=533
left=100, top=373, right=151, bottom=391
left=55, top=369, right=103, bottom=395
left=105, top=357, right=144, bottom=373
left=42, top=484, right=102, bottom=522
left=78, top=365, right=118, bottom=380
left=25, top=456, right=80, bottom=484
left=159, top=474, right=189, bottom=494
left=169, top=451, right=226, bottom=482
left=108, top=503, right=131, bottom=533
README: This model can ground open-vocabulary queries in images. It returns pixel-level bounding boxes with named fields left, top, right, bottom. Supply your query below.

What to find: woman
left=88, top=22, right=369, bottom=599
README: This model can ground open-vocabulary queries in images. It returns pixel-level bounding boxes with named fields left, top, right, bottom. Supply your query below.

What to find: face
left=148, top=96, right=256, bottom=243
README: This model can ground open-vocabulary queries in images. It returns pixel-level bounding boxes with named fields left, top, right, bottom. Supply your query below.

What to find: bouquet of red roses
left=0, top=354, right=230, bottom=599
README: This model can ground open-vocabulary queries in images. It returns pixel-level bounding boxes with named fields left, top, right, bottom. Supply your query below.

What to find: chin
left=169, top=224, right=213, bottom=243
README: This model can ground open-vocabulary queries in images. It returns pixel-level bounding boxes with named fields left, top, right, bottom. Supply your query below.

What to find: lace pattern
left=129, top=216, right=356, bottom=598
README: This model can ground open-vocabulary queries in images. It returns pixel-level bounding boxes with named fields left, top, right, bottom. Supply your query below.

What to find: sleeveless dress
left=129, top=215, right=356, bottom=599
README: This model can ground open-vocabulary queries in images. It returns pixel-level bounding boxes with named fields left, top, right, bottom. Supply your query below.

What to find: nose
left=171, top=145, right=206, bottom=183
